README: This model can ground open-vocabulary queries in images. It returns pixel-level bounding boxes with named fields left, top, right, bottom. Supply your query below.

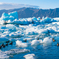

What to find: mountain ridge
left=0, top=7, right=59, bottom=18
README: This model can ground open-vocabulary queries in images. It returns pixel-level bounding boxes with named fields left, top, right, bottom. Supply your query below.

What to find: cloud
left=0, top=2, right=39, bottom=10
left=0, top=2, right=3, bottom=4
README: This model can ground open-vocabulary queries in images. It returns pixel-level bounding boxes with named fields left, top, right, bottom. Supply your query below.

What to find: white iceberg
left=43, top=37, right=52, bottom=46
left=31, top=40, right=42, bottom=46
left=16, top=40, right=28, bottom=48
left=24, top=54, right=35, bottom=59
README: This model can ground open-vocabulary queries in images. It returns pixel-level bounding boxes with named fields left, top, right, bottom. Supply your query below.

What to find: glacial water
left=0, top=23, right=59, bottom=59
left=0, top=11, right=59, bottom=59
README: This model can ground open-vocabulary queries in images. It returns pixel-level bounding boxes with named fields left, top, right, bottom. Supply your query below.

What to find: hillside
left=0, top=8, right=59, bottom=18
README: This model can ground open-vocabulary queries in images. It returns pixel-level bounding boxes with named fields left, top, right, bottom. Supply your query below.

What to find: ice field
left=0, top=11, right=59, bottom=59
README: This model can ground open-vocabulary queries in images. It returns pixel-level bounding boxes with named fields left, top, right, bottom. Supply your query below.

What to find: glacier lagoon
left=0, top=11, right=59, bottom=59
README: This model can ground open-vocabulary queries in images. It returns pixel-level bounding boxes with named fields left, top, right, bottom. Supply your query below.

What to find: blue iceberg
left=1, top=11, right=18, bottom=21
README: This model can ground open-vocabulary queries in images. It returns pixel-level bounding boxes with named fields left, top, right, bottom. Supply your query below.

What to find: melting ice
left=0, top=11, right=59, bottom=59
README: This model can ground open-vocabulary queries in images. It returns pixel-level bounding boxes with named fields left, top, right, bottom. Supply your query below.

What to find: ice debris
left=24, top=54, right=35, bottom=59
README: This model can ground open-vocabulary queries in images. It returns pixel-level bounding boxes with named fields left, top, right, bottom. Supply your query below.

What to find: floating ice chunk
left=25, top=25, right=49, bottom=35
left=12, top=20, right=21, bottom=24
left=12, top=18, right=29, bottom=25
left=32, top=17, right=39, bottom=24
left=32, top=17, right=37, bottom=21
left=1, top=31, right=10, bottom=37
left=5, top=49, right=30, bottom=55
left=12, top=49, right=30, bottom=54
left=2, top=13, right=9, bottom=17
left=1, top=13, right=10, bottom=21
left=9, top=33, right=19, bottom=38
left=39, top=29, right=48, bottom=34
left=6, top=24, right=16, bottom=31
left=18, top=19, right=29, bottom=25
left=6, top=24, right=15, bottom=28
left=28, top=32, right=38, bottom=35
left=47, top=26, right=59, bottom=33
left=25, top=26, right=39, bottom=35
left=5, top=50, right=15, bottom=55
left=23, top=38, right=34, bottom=42
left=24, top=54, right=35, bottom=59
left=0, top=49, right=30, bottom=59
left=16, top=40, right=28, bottom=47
left=27, top=18, right=32, bottom=23
left=9, top=16, right=14, bottom=21
left=44, top=17, right=53, bottom=23
left=0, top=11, right=18, bottom=22
left=0, top=26, right=7, bottom=33
left=0, top=19, right=4, bottom=24
left=53, top=17, right=59, bottom=21
left=9, top=32, right=16, bottom=37
left=0, top=50, right=9, bottom=59
left=7, top=20, right=11, bottom=23
left=8, top=11, right=18, bottom=20
left=33, top=20, right=39, bottom=24
left=37, top=17, right=40, bottom=21
left=47, top=27, right=56, bottom=33
left=31, top=40, right=42, bottom=46
left=52, top=22, right=59, bottom=25
left=40, top=17, right=56, bottom=23
left=43, top=37, right=52, bottom=46
left=9, top=31, right=24, bottom=38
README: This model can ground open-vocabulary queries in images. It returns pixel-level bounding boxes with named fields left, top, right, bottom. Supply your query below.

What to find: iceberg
left=31, top=40, right=42, bottom=46
left=40, top=17, right=57, bottom=23
left=16, top=40, right=28, bottom=48
left=8, top=11, right=18, bottom=20
left=43, top=37, right=52, bottom=46
left=0, top=11, right=18, bottom=21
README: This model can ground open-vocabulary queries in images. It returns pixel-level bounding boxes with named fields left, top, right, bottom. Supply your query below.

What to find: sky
left=0, top=0, right=59, bottom=9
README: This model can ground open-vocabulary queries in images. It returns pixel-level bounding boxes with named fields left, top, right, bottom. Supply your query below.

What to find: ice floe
left=5, top=49, right=30, bottom=55
left=0, top=49, right=30, bottom=59
left=16, top=40, right=28, bottom=48
left=31, top=40, right=42, bottom=46
left=0, top=50, right=9, bottom=59
left=24, top=54, right=35, bottom=59
left=43, top=37, right=52, bottom=46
